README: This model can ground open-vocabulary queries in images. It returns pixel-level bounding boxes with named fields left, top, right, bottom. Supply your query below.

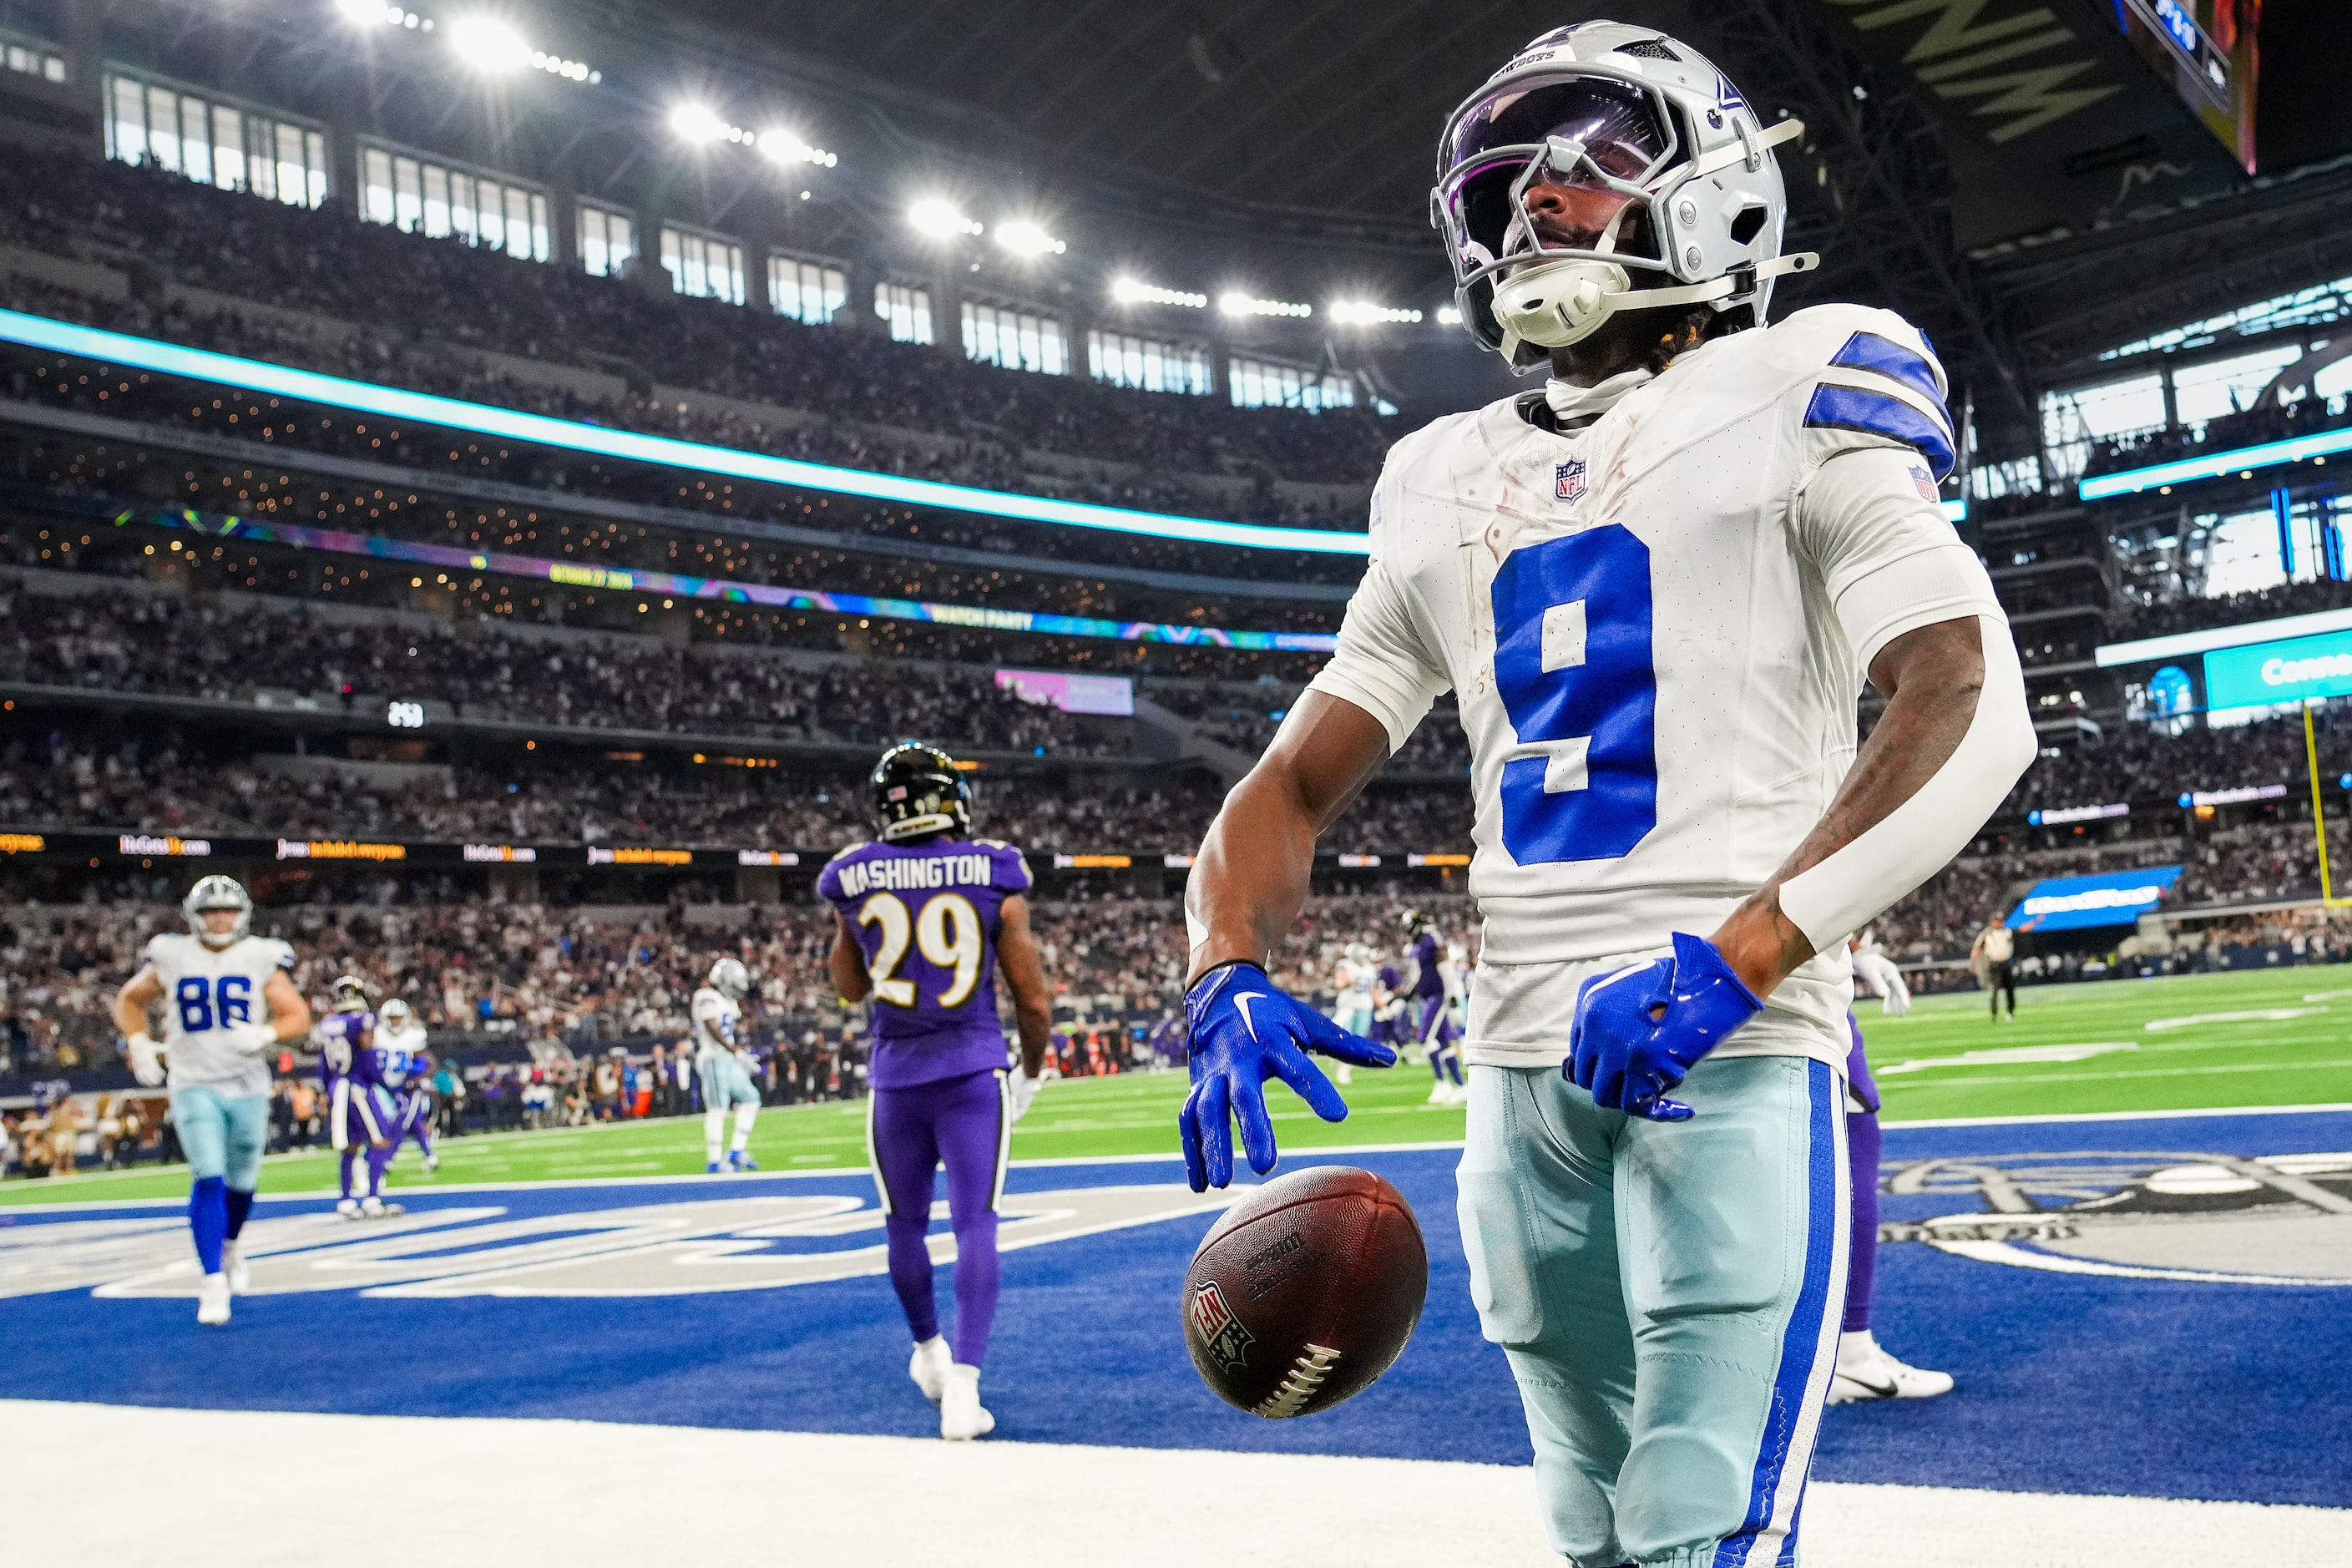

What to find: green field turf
left=8, top=964, right=2349, bottom=1207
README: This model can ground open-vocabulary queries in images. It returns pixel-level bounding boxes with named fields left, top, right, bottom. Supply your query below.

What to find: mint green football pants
left=1456, top=1055, right=1849, bottom=1568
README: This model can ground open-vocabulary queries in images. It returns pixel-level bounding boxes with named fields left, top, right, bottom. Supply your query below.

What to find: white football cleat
left=336, top=1197, right=362, bottom=1220
left=1827, top=1330, right=1955, bottom=1404
left=196, top=1273, right=232, bottom=1327
left=908, top=1335, right=952, bottom=1404
left=940, top=1363, right=994, bottom=1441
left=422, top=1154, right=438, bottom=1174
left=223, top=1239, right=251, bottom=1295
left=1426, top=1080, right=1453, bottom=1105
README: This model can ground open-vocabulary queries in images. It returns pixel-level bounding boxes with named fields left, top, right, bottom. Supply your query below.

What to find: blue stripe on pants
left=1713, top=1059, right=1846, bottom=1568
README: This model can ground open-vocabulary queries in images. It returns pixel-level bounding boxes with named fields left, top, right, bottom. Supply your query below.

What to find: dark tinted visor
left=1443, top=77, right=1671, bottom=190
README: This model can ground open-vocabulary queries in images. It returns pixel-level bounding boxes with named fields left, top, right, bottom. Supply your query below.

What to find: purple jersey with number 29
left=817, top=836, right=1033, bottom=1090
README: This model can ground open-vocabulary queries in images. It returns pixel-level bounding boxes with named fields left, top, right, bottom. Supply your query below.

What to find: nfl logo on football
left=1555, top=459, right=1586, bottom=501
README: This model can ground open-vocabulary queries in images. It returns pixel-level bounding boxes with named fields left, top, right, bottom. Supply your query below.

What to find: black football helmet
left=870, top=741, right=971, bottom=842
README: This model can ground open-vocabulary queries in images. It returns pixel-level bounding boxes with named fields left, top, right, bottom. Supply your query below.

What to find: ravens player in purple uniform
left=819, top=743, right=1053, bottom=1442
left=315, top=976, right=399, bottom=1218
left=1399, top=910, right=1467, bottom=1104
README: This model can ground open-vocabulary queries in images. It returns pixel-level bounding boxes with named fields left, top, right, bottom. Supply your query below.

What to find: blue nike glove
left=1567, top=932, right=1763, bottom=1121
left=1178, top=962, right=1398, bottom=1192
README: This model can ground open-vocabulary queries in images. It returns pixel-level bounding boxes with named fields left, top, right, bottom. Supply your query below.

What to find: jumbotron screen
left=2112, top=0, right=2261, bottom=174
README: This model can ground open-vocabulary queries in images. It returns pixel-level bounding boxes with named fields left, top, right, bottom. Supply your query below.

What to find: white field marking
left=0, top=1141, right=1471, bottom=1213
left=1875, top=1043, right=2139, bottom=1075
left=1884, top=1101, right=2352, bottom=1130
left=1881, top=1057, right=2352, bottom=1093
left=2145, top=1008, right=2327, bottom=1031
left=1, top=1401, right=2344, bottom=1568
left=1928, top=1238, right=2352, bottom=1289
left=2305, top=989, right=2352, bottom=1002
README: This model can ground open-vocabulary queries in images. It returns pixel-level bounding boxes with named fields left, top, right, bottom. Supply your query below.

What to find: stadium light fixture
left=908, top=199, right=982, bottom=240
left=757, top=129, right=837, bottom=169
left=0, top=306, right=1370, bottom=557
left=1219, top=292, right=1312, bottom=319
left=670, top=104, right=731, bottom=143
left=445, top=16, right=529, bottom=69
left=1434, top=304, right=1462, bottom=326
left=1112, top=278, right=1206, bottom=308
left=436, top=13, right=596, bottom=81
left=1328, top=301, right=1424, bottom=325
left=994, top=220, right=1066, bottom=258
left=2077, top=424, right=2352, bottom=501
left=338, top=2, right=431, bottom=28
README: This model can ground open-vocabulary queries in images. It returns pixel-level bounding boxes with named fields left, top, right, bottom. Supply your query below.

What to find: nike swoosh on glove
left=1178, top=962, right=1397, bottom=1192
left=1567, top=932, right=1763, bottom=1121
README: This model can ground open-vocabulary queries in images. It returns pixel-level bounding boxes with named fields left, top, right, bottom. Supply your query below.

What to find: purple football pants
left=869, top=1068, right=1009, bottom=1368
left=1415, top=995, right=1464, bottom=1086
left=1844, top=1015, right=1883, bottom=1334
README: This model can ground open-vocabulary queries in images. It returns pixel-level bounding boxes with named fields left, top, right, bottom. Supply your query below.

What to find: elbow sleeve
left=1778, top=616, right=2036, bottom=952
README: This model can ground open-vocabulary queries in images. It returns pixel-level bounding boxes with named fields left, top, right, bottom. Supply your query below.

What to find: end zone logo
left=1884, top=1149, right=2352, bottom=1287
left=1190, top=1280, right=1257, bottom=1371
left=1555, top=459, right=1586, bottom=501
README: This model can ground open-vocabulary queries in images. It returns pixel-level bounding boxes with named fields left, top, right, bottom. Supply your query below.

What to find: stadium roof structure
left=643, top=0, right=2352, bottom=456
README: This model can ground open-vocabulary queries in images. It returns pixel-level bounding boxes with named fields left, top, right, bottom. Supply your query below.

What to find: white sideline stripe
left=0, top=1401, right=2342, bottom=1568
left=16, top=1105, right=2352, bottom=1213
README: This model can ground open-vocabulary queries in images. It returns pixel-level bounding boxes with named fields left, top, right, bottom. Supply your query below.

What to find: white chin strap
left=1495, top=250, right=1817, bottom=357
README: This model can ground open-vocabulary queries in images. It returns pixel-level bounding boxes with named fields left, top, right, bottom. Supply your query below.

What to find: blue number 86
left=1490, top=525, right=1658, bottom=864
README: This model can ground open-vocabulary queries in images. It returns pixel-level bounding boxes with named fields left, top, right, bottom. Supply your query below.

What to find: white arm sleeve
left=1302, top=556, right=1451, bottom=756
left=1776, top=449, right=2038, bottom=952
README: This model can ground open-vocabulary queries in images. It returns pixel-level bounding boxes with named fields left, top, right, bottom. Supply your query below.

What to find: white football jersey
left=378, top=1022, right=430, bottom=1085
left=690, top=987, right=741, bottom=1063
left=141, top=932, right=297, bottom=1099
left=1308, top=304, right=2003, bottom=1071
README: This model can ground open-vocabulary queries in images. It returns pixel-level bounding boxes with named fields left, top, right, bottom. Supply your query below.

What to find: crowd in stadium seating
left=0, top=146, right=1388, bottom=528
left=0, top=584, right=1107, bottom=754
left=1149, top=679, right=1472, bottom=773
left=2007, top=706, right=2352, bottom=813
left=0, top=890, right=1477, bottom=1093
left=2081, top=386, right=2351, bottom=480
left=0, top=727, right=1469, bottom=854
left=2104, top=574, right=2352, bottom=645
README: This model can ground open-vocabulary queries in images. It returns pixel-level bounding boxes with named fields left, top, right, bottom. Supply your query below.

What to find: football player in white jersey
left=377, top=999, right=438, bottom=1175
left=1175, top=23, right=2034, bottom=1568
left=113, top=876, right=311, bottom=1325
left=1326, top=943, right=1379, bottom=1086
left=693, top=958, right=761, bottom=1172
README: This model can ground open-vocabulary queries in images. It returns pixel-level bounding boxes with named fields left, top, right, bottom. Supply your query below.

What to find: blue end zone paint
left=3, top=1112, right=2346, bottom=1507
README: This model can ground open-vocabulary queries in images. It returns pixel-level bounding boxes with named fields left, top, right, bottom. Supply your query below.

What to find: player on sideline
left=1327, top=943, right=1378, bottom=1085
left=1849, top=930, right=1911, bottom=1016
left=377, top=999, right=437, bottom=1175
left=1829, top=1013, right=1952, bottom=1403
left=1403, top=909, right=1468, bottom=1105
left=693, top=959, right=763, bottom=1172
left=114, top=877, right=311, bottom=1325
left=820, top=742, right=1052, bottom=1442
left=317, top=976, right=400, bottom=1217
left=1175, top=23, right=2034, bottom=1566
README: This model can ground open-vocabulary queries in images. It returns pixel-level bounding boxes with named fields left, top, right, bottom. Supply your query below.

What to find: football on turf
left=1181, top=1165, right=1427, bottom=1419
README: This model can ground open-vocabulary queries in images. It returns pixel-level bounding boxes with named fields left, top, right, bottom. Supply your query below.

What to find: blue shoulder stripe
left=1827, top=330, right=1943, bottom=405
left=1802, top=384, right=1955, bottom=481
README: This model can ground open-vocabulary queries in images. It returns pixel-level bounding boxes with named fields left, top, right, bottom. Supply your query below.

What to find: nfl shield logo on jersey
left=1555, top=459, right=1586, bottom=501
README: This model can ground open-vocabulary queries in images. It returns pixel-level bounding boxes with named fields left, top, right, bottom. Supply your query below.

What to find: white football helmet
left=182, top=875, right=252, bottom=949
left=709, top=958, right=751, bottom=1000
left=331, top=975, right=372, bottom=1014
left=1433, top=20, right=1817, bottom=368
left=380, top=999, right=413, bottom=1030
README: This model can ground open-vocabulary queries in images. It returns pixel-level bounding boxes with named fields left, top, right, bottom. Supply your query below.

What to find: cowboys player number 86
left=1178, top=23, right=2034, bottom=1568
left=114, top=877, right=312, bottom=1327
